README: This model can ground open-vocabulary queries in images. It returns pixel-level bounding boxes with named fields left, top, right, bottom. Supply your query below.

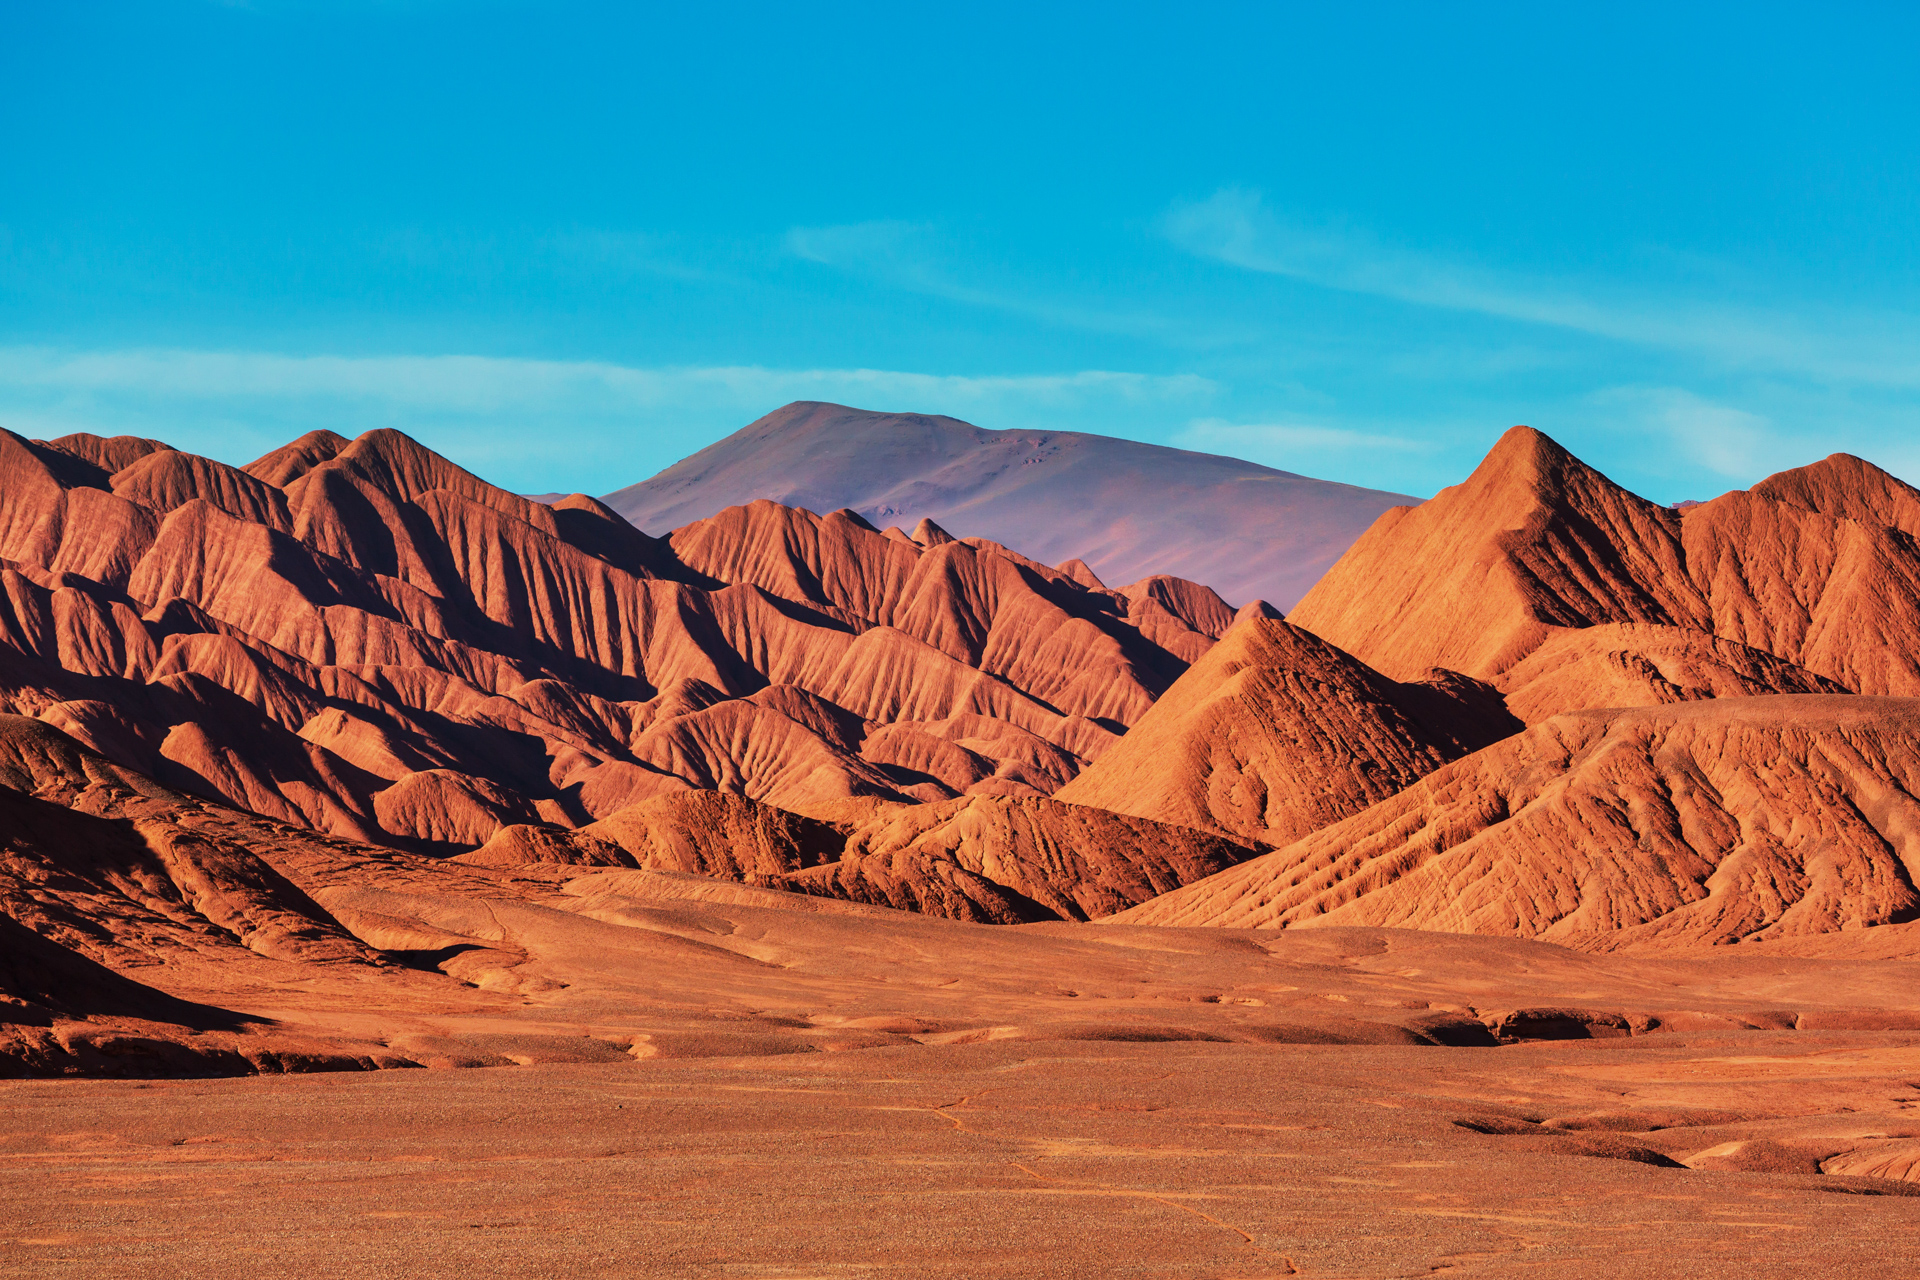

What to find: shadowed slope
left=0, top=422, right=1235, bottom=875
left=462, top=785, right=1258, bottom=926
left=793, top=794, right=1261, bottom=923
left=1054, top=610, right=1520, bottom=845
left=0, top=714, right=382, bottom=987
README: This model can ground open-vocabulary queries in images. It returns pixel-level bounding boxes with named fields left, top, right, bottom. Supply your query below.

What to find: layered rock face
left=16, top=406, right=1920, bottom=1071
left=1289, top=427, right=1920, bottom=711
left=1115, top=697, right=1920, bottom=949
left=1053, top=611, right=1520, bottom=845
left=1113, top=432, right=1920, bottom=948
left=0, top=425, right=1246, bottom=856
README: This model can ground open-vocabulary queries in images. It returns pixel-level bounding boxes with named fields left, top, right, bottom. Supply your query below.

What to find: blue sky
left=3, top=2, right=1918, bottom=501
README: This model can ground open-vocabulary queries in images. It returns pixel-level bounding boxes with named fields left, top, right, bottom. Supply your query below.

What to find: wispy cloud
left=1597, top=387, right=1786, bottom=479
left=0, top=347, right=1214, bottom=411
left=1166, top=189, right=1920, bottom=387
left=539, top=229, right=715, bottom=282
left=0, top=346, right=1217, bottom=492
left=1175, top=417, right=1431, bottom=456
left=785, top=220, right=1247, bottom=345
left=1170, top=416, right=1442, bottom=493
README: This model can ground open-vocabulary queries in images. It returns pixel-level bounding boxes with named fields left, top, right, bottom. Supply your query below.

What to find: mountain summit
left=600, top=401, right=1416, bottom=610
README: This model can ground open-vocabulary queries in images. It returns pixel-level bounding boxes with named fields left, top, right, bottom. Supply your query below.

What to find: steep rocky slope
left=0, top=425, right=1250, bottom=859
left=602, top=400, right=1415, bottom=610
left=1289, top=427, right=1920, bottom=715
left=1116, top=696, right=1920, bottom=949
left=21, top=410, right=1920, bottom=1074
left=1053, top=608, right=1519, bottom=844
left=1110, top=429, right=1920, bottom=953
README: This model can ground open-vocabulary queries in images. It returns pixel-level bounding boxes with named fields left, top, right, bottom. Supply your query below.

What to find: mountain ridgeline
left=10, top=410, right=1920, bottom=1078
left=600, top=400, right=1416, bottom=612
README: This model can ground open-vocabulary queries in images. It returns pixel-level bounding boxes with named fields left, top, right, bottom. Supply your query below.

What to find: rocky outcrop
left=1115, top=696, right=1920, bottom=950
left=1289, top=427, right=1920, bottom=710
left=0, top=423, right=1242, bottom=853
left=1054, top=613, right=1519, bottom=845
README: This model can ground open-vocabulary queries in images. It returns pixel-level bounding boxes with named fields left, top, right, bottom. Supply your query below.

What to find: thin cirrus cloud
left=1174, top=417, right=1432, bottom=457
left=1164, top=189, right=1920, bottom=388
left=0, top=345, right=1217, bottom=490
left=1171, top=417, right=1440, bottom=492
left=784, top=220, right=1240, bottom=345
left=1587, top=384, right=1920, bottom=484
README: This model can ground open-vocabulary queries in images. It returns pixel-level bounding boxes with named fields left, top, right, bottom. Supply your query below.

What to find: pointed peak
left=338, top=427, right=458, bottom=470
left=825, top=507, right=881, bottom=534
left=552, top=492, right=623, bottom=520
left=1477, top=424, right=1577, bottom=482
left=1, top=428, right=112, bottom=491
left=1120, top=574, right=1238, bottom=638
left=1058, top=557, right=1106, bottom=590
left=1448, top=423, right=1657, bottom=519
left=1233, top=599, right=1284, bottom=626
left=323, top=429, right=543, bottom=518
left=911, top=516, right=956, bottom=547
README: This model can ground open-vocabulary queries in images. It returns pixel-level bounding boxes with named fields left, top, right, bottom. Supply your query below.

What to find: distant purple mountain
left=598, top=401, right=1416, bottom=609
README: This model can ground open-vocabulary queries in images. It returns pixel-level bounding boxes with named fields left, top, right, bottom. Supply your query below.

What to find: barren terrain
left=11, top=903, right=1920, bottom=1277
left=12, top=411, right=1920, bottom=1275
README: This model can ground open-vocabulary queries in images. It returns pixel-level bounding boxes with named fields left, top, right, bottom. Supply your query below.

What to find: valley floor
left=9, top=895, right=1920, bottom=1277
left=7, top=1033, right=1920, bottom=1279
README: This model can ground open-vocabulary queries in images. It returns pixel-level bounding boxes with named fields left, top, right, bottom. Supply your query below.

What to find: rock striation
left=22, top=407, right=1920, bottom=1087
left=0, top=424, right=1248, bottom=859
left=1054, top=611, right=1519, bottom=845
left=1115, top=696, right=1920, bottom=949
left=1289, top=426, right=1920, bottom=715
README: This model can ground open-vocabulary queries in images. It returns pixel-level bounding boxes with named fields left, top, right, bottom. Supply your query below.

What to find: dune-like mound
left=462, top=787, right=1258, bottom=925
left=460, top=789, right=846, bottom=880
left=601, top=400, right=1415, bottom=610
left=1054, top=610, right=1519, bottom=845
left=780, top=793, right=1260, bottom=923
left=1115, top=695, right=1920, bottom=949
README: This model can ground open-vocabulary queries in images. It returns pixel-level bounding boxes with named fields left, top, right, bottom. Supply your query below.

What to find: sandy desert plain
left=8, top=406, right=1920, bottom=1277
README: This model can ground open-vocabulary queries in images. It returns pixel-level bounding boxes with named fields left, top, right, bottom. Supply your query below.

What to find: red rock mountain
left=1115, top=696, right=1920, bottom=950
left=0, top=425, right=1292, bottom=925
left=1288, top=426, right=1920, bottom=718
left=16, top=414, right=1920, bottom=1086
left=1053, top=609, right=1519, bottom=845
left=1119, top=427, right=1920, bottom=948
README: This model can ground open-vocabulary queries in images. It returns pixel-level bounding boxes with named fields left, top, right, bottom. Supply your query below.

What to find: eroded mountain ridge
left=11, top=415, right=1920, bottom=1079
